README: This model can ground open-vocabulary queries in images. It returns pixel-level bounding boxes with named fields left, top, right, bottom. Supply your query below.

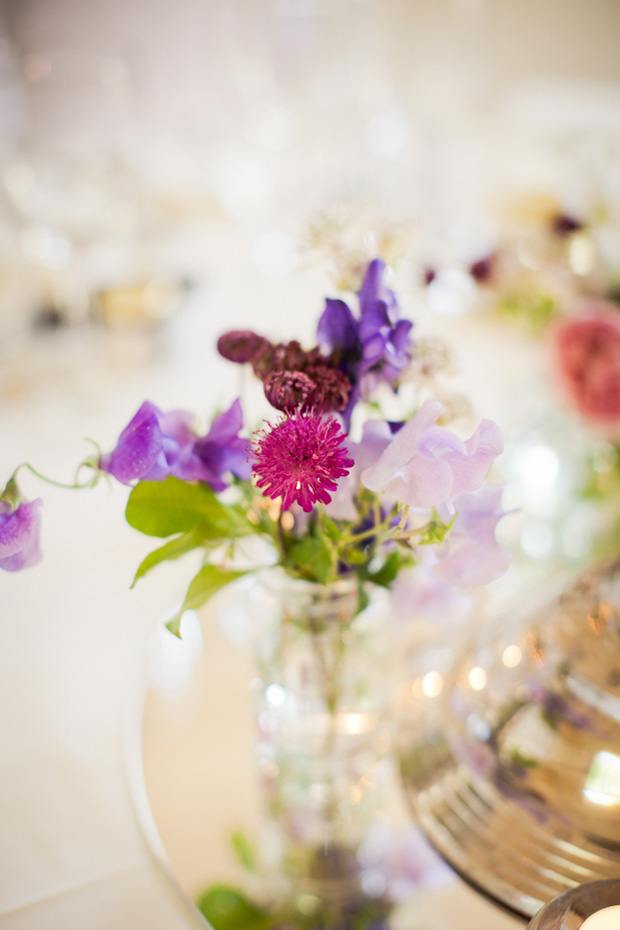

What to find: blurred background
left=2, top=0, right=620, bottom=568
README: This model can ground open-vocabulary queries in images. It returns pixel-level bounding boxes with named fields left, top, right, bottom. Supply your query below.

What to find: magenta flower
left=251, top=411, right=354, bottom=512
left=99, top=399, right=251, bottom=490
left=0, top=498, right=42, bottom=572
left=361, top=400, right=503, bottom=509
left=432, top=485, right=512, bottom=588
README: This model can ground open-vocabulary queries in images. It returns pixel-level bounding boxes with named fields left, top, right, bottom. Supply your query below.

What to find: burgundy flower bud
left=551, top=213, right=583, bottom=237
left=264, top=370, right=317, bottom=411
left=423, top=267, right=436, bottom=286
left=217, top=330, right=270, bottom=365
left=469, top=256, right=495, bottom=283
left=304, top=363, right=351, bottom=412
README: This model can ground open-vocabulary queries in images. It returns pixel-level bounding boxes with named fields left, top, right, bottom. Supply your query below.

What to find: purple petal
left=193, top=399, right=252, bottom=489
left=0, top=499, right=43, bottom=571
left=158, top=410, right=196, bottom=448
left=202, top=398, right=243, bottom=445
left=432, top=485, right=512, bottom=587
left=317, top=298, right=358, bottom=354
left=391, top=318, right=413, bottom=353
left=358, top=305, right=391, bottom=345
left=359, top=259, right=399, bottom=323
left=99, top=401, right=165, bottom=485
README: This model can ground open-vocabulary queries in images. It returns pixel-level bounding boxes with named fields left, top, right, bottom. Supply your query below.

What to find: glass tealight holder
left=527, top=880, right=620, bottom=929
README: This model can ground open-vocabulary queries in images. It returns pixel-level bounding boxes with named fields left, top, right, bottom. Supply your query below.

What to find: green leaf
left=230, top=830, right=257, bottom=874
left=367, top=549, right=400, bottom=587
left=131, top=527, right=209, bottom=587
left=196, top=885, right=272, bottom=930
left=125, top=476, right=235, bottom=538
left=356, top=580, right=370, bottom=615
left=322, top=515, right=341, bottom=542
left=288, top=536, right=332, bottom=585
left=166, top=564, right=247, bottom=637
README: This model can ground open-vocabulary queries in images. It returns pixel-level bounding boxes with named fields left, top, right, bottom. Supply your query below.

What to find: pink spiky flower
left=251, top=411, right=354, bottom=513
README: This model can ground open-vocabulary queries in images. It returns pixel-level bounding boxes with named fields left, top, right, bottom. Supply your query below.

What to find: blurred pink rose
left=552, top=303, right=620, bottom=427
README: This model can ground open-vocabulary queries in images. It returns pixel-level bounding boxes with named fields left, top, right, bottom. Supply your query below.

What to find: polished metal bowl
left=399, top=557, right=620, bottom=920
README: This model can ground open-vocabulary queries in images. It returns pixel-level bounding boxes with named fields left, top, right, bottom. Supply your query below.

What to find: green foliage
left=507, top=748, right=538, bottom=769
left=166, top=564, right=247, bottom=638
left=196, top=885, right=272, bottom=930
left=125, top=476, right=248, bottom=539
left=131, top=528, right=209, bottom=587
left=416, top=509, right=455, bottom=547
left=496, top=290, right=556, bottom=332
left=363, top=550, right=401, bottom=587
left=288, top=536, right=333, bottom=585
left=230, top=830, right=258, bottom=874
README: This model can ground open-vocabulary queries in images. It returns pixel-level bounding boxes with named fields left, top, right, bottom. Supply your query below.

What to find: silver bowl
left=399, top=557, right=620, bottom=920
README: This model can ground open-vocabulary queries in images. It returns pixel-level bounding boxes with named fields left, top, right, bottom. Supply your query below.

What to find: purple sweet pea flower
left=361, top=400, right=504, bottom=509
left=99, top=401, right=166, bottom=485
left=193, top=398, right=252, bottom=492
left=432, top=484, right=512, bottom=588
left=0, top=498, right=42, bottom=571
left=317, top=260, right=413, bottom=424
left=100, top=399, right=251, bottom=491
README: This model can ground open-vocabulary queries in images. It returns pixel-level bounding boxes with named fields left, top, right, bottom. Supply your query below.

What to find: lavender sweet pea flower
left=361, top=400, right=504, bottom=509
left=432, top=484, right=512, bottom=588
left=0, top=498, right=42, bottom=571
left=324, top=419, right=393, bottom=520
left=391, top=553, right=473, bottom=625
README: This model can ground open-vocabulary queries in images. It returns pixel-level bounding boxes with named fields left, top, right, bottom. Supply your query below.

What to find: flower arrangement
left=1, top=258, right=510, bottom=632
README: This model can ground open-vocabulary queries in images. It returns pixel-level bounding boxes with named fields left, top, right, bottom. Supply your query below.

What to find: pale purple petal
left=432, top=485, right=512, bottom=588
left=158, top=410, right=196, bottom=447
left=99, top=401, right=165, bottom=485
left=325, top=420, right=392, bottom=520
left=391, top=556, right=473, bottom=626
left=361, top=401, right=448, bottom=506
left=437, top=418, right=504, bottom=499
left=0, top=499, right=43, bottom=571
left=361, top=401, right=504, bottom=509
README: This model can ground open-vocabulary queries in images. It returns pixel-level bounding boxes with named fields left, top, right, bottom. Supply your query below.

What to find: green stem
left=12, top=461, right=98, bottom=491
left=276, top=508, right=288, bottom=561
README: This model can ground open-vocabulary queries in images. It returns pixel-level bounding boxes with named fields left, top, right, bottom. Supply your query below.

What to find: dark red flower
left=217, top=330, right=270, bottom=365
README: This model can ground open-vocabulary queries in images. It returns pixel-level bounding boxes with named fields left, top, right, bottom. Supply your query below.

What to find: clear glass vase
left=243, top=568, right=396, bottom=910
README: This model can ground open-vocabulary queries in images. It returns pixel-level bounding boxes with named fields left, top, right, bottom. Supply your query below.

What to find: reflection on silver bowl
left=399, top=557, right=620, bottom=920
